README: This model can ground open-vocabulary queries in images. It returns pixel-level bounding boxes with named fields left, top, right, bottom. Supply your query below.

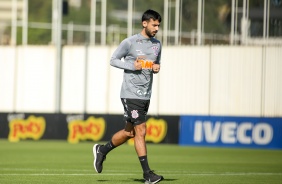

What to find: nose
left=155, top=26, right=159, bottom=31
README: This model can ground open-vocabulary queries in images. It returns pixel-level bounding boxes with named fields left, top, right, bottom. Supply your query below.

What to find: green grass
left=0, top=139, right=282, bottom=184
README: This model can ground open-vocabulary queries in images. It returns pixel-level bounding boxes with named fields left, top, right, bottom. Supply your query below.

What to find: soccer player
left=93, top=9, right=163, bottom=183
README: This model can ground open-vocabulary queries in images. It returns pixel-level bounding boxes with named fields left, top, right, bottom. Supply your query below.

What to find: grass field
left=0, top=139, right=282, bottom=184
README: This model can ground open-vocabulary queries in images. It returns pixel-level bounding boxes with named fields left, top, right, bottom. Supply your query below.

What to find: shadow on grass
left=96, top=178, right=178, bottom=183
left=133, top=178, right=178, bottom=183
left=96, top=180, right=110, bottom=182
left=96, top=180, right=130, bottom=183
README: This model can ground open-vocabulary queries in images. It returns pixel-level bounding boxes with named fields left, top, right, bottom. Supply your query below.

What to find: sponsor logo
left=8, top=115, right=46, bottom=142
left=194, top=121, right=273, bottom=145
left=131, top=110, right=139, bottom=119
left=136, top=89, right=149, bottom=97
left=146, top=118, right=167, bottom=143
left=68, top=116, right=106, bottom=144
left=127, top=118, right=167, bottom=144
left=152, top=46, right=159, bottom=56
left=136, top=90, right=143, bottom=96
left=137, top=58, right=154, bottom=69
left=136, top=49, right=144, bottom=55
left=136, top=39, right=143, bottom=44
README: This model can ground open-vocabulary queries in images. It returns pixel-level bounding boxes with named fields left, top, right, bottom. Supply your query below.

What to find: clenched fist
left=152, top=63, right=160, bottom=74
left=134, top=59, right=142, bottom=70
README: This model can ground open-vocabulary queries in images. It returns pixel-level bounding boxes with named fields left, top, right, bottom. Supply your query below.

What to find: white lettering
left=66, top=114, right=84, bottom=123
left=253, top=123, right=273, bottom=145
left=203, top=122, right=220, bottom=143
left=237, top=123, right=253, bottom=144
left=194, top=121, right=203, bottom=142
left=193, top=121, right=273, bottom=145
left=7, top=113, right=25, bottom=121
left=221, top=122, right=237, bottom=143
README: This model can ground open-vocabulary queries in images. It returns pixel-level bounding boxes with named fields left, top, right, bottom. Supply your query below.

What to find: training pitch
left=0, top=139, right=281, bottom=184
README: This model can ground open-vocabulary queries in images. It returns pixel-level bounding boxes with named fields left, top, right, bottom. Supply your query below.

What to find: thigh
left=124, top=121, right=134, bottom=132
left=124, top=121, right=135, bottom=137
left=121, top=98, right=150, bottom=125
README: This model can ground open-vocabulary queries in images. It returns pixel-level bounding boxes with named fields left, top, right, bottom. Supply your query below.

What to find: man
left=93, top=9, right=163, bottom=184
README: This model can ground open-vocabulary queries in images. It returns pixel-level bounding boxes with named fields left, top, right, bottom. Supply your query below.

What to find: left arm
left=152, top=43, right=162, bottom=74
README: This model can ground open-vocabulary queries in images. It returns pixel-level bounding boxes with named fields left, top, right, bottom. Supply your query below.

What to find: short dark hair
left=142, top=9, right=162, bottom=23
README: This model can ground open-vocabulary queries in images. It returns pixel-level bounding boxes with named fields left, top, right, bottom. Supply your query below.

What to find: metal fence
left=0, top=0, right=282, bottom=46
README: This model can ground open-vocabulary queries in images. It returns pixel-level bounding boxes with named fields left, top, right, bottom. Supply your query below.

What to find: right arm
left=110, top=39, right=141, bottom=71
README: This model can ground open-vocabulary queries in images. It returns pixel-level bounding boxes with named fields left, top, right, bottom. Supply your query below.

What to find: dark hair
left=142, top=9, right=162, bottom=23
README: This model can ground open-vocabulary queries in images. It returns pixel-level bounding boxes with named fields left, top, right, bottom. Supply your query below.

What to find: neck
left=140, top=29, right=150, bottom=38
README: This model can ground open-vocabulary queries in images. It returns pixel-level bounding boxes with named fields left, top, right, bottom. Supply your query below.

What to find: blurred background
left=0, top=0, right=281, bottom=148
left=0, top=0, right=282, bottom=46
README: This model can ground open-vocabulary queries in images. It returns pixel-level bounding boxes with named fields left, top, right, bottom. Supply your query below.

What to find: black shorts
left=121, top=98, right=150, bottom=125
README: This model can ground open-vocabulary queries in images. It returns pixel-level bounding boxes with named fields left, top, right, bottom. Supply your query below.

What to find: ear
left=142, top=21, right=148, bottom=28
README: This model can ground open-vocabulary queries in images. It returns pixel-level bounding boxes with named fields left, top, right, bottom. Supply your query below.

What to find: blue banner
left=179, top=115, right=282, bottom=149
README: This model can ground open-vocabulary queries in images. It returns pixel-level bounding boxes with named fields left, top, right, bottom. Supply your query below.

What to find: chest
left=130, top=40, right=160, bottom=61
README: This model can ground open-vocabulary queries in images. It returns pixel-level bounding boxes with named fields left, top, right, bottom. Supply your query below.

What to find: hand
left=134, top=58, right=142, bottom=70
left=152, top=63, right=160, bottom=74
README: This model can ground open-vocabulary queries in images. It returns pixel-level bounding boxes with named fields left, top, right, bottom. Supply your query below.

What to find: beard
left=145, top=27, right=157, bottom=38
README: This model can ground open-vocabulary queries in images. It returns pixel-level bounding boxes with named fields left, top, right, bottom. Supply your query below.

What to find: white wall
left=210, top=46, right=263, bottom=116
left=86, top=46, right=112, bottom=114
left=0, top=47, right=16, bottom=111
left=0, top=45, right=281, bottom=117
left=61, top=46, right=86, bottom=113
left=263, top=46, right=282, bottom=116
left=0, top=46, right=57, bottom=113
left=159, top=46, right=210, bottom=115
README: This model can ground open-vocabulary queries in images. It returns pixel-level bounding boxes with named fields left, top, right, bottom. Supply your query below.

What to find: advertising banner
left=0, top=113, right=179, bottom=144
left=64, top=114, right=179, bottom=144
left=0, top=113, right=65, bottom=141
left=179, top=115, right=282, bottom=149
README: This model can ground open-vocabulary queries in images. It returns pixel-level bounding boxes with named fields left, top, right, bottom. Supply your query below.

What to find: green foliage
left=28, top=28, right=52, bottom=45
left=62, top=0, right=90, bottom=25
left=28, top=0, right=52, bottom=22
left=12, top=0, right=232, bottom=45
